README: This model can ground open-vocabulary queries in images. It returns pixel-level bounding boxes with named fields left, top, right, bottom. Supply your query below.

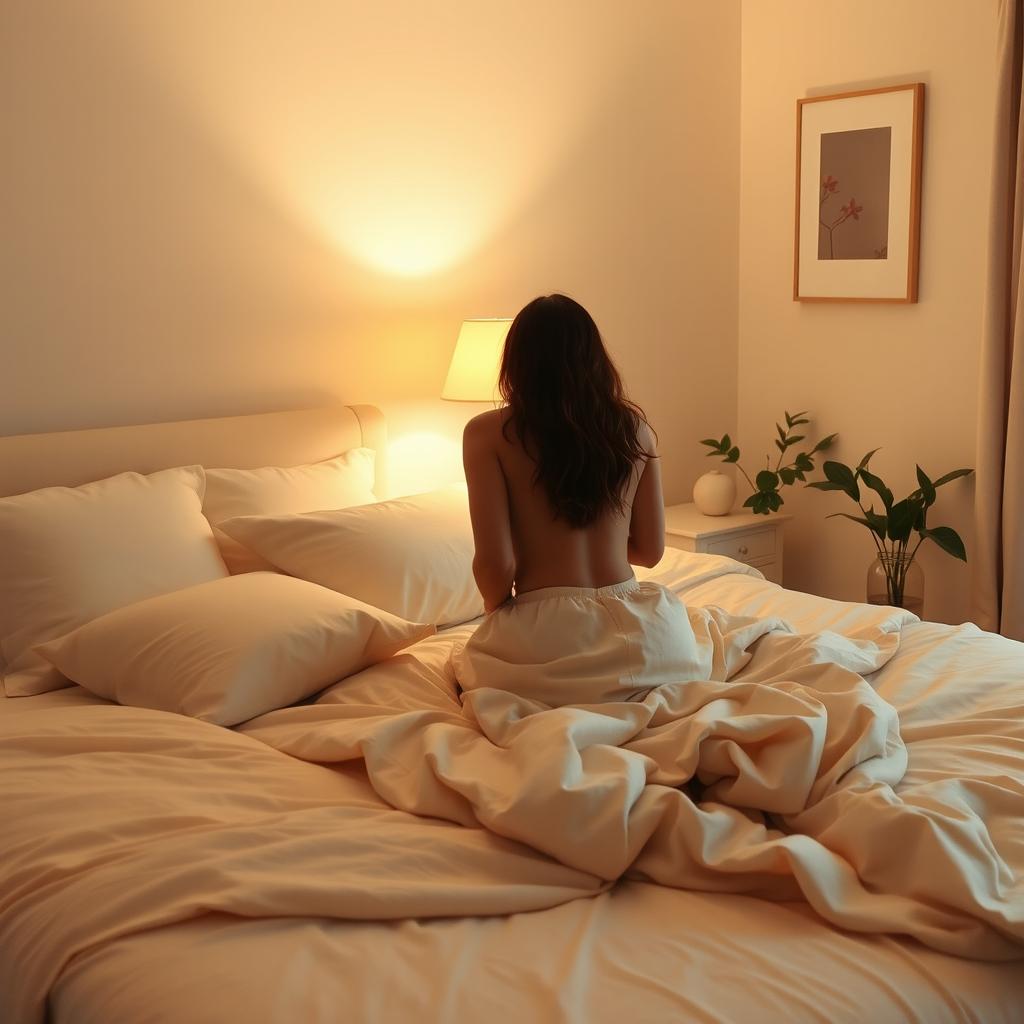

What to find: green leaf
left=775, top=439, right=785, bottom=453
left=721, top=434, right=731, bottom=450
left=784, top=411, right=794, bottom=428
left=933, top=468, right=974, bottom=488
left=749, top=491, right=771, bottom=515
left=806, top=480, right=845, bottom=491
left=856, top=447, right=881, bottom=470
left=858, top=469, right=893, bottom=510
left=776, top=424, right=787, bottom=442
left=779, top=467, right=797, bottom=486
left=794, top=452, right=814, bottom=472
left=865, top=508, right=888, bottom=539
left=786, top=435, right=805, bottom=447
left=724, top=446, right=740, bottom=463
left=699, top=438, right=720, bottom=448
left=756, top=470, right=780, bottom=492
left=916, top=465, right=936, bottom=506
left=766, top=491, right=782, bottom=512
left=826, top=512, right=873, bottom=530
left=886, top=499, right=916, bottom=543
left=744, top=492, right=773, bottom=514
left=823, top=460, right=860, bottom=501
left=924, top=526, right=967, bottom=561
left=828, top=508, right=887, bottom=539
left=811, top=433, right=838, bottom=454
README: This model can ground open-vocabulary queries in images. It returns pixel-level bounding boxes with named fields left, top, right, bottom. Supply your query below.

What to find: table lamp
left=441, top=319, right=512, bottom=402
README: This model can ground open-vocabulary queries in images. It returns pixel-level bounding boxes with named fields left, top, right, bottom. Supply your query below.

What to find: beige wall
left=2, top=0, right=999, bottom=622
left=738, top=0, right=998, bottom=624
left=1, top=0, right=740, bottom=500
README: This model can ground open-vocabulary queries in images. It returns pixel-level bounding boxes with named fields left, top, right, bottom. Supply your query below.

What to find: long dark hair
left=498, top=294, right=653, bottom=528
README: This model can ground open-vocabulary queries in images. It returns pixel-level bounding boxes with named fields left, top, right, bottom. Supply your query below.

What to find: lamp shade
left=441, top=319, right=512, bottom=402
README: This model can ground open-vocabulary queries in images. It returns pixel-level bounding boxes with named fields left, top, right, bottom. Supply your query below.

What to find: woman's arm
left=627, top=422, right=665, bottom=568
left=463, top=413, right=516, bottom=612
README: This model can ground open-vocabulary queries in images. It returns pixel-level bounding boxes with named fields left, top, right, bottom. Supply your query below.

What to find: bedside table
left=663, top=503, right=791, bottom=584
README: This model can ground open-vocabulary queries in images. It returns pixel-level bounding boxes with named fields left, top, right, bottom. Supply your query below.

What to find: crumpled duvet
left=240, top=604, right=1022, bottom=961
left=2, top=594, right=1022, bottom=1023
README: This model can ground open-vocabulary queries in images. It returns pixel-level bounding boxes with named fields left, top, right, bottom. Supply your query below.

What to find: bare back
left=462, top=408, right=665, bottom=610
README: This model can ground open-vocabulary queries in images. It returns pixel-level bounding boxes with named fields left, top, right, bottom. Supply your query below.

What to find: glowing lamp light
left=387, top=430, right=464, bottom=497
left=441, top=319, right=512, bottom=402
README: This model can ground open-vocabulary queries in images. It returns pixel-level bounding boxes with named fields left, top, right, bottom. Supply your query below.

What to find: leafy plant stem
left=699, top=415, right=836, bottom=515
left=896, top=535, right=925, bottom=603
left=808, top=451, right=973, bottom=609
left=857, top=499, right=886, bottom=561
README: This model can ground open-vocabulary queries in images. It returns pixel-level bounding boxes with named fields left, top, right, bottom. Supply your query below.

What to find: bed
left=1, top=406, right=1021, bottom=1024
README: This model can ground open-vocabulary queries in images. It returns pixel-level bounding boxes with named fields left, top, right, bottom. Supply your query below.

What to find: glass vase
left=866, top=552, right=924, bottom=616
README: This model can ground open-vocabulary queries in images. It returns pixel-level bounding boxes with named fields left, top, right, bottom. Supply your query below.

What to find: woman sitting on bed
left=454, top=293, right=701, bottom=707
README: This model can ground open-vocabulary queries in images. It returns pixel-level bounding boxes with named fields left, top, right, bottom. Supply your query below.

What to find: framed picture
left=794, top=83, right=924, bottom=303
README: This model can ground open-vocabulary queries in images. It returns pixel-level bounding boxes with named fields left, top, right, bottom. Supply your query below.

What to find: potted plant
left=699, top=411, right=837, bottom=515
left=807, top=451, right=973, bottom=614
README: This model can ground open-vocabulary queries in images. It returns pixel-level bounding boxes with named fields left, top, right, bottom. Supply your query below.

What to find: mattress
left=2, top=553, right=1022, bottom=1023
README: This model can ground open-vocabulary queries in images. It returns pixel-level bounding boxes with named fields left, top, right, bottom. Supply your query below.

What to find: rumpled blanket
left=2, top=600, right=1022, bottom=1022
left=241, top=604, right=1022, bottom=960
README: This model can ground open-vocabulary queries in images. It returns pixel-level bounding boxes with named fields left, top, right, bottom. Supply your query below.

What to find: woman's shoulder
left=635, top=415, right=657, bottom=455
left=463, top=408, right=510, bottom=452
left=464, top=407, right=510, bottom=438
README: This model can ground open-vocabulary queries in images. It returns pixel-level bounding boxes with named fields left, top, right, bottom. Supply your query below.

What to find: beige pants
left=451, top=577, right=702, bottom=707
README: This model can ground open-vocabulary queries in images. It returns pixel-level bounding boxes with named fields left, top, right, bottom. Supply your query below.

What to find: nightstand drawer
left=663, top=503, right=790, bottom=586
left=705, top=527, right=775, bottom=563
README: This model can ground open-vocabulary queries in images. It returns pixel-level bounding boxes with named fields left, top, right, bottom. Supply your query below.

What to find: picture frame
left=794, top=83, right=924, bottom=303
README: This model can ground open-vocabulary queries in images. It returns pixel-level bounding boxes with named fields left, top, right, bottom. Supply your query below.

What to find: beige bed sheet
left=48, top=885, right=1022, bottom=1024
left=2, top=553, right=1022, bottom=1023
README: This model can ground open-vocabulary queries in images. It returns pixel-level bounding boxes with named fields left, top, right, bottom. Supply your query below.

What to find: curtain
left=973, top=0, right=1024, bottom=640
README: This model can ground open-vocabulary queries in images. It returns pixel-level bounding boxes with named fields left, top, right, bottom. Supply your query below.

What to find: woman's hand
left=484, top=589, right=514, bottom=614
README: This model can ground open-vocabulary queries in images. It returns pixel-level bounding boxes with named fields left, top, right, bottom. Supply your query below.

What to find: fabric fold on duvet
left=240, top=604, right=1022, bottom=960
left=1, top=590, right=1022, bottom=1024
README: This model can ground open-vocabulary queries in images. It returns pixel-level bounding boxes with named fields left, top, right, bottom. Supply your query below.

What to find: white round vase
left=693, top=470, right=736, bottom=516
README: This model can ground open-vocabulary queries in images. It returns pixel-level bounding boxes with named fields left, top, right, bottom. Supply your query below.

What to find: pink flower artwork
left=819, top=176, right=866, bottom=259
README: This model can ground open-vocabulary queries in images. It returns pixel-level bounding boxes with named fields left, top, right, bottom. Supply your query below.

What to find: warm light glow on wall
left=387, top=430, right=464, bottom=497
left=441, top=319, right=511, bottom=402
left=108, top=4, right=640, bottom=279
left=321, top=177, right=495, bottom=277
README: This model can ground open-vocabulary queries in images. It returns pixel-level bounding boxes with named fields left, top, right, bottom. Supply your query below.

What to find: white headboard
left=0, top=405, right=387, bottom=499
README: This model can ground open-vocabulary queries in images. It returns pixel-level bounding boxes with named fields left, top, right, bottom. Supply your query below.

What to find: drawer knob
left=738, top=545, right=748, bottom=555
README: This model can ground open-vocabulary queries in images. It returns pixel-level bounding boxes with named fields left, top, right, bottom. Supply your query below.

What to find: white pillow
left=36, top=573, right=433, bottom=726
left=204, top=448, right=376, bottom=521
left=219, top=487, right=484, bottom=627
left=0, top=466, right=228, bottom=697
left=204, top=448, right=377, bottom=574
